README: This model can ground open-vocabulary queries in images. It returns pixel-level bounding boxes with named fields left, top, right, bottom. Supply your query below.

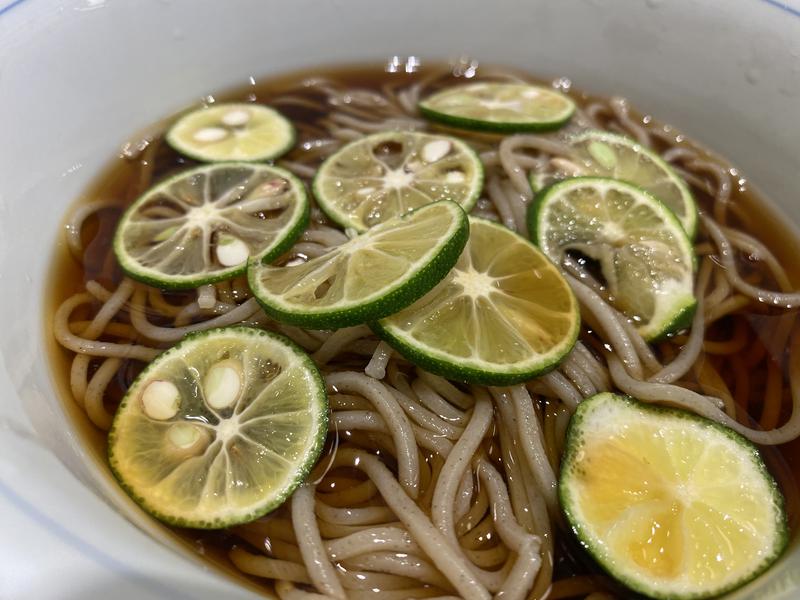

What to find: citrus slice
left=560, top=393, right=788, bottom=600
left=166, top=102, right=295, bottom=162
left=530, top=177, right=696, bottom=340
left=419, top=82, right=575, bottom=132
left=570, top=130, right=698, bottom=237
left=114, top=163, right=308, bottom=289
left=313, top=131, right=482, bottom=232
left=373, top=217, right=579, bottom=385
left=108, top=326, right=328, bottom=529
left=248, top=200, right=469, bottom=329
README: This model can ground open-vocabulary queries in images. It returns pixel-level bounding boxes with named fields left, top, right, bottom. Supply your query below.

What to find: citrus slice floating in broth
left=570, top=130, right=698, bottom=237
left=108, top=326, right=328, bottom=529
left=313, top=131, right=482, bottom=232
left=419, top=82, right=576, bottom=132
left=166, top=103, right=295, bottom=162
left=114, top=163, right=308, bottom=289
left=248, top=200, right=469, bottom=329
left=373, top=217, right=579, bottom=385
left=530, top=177, right=696, bottom=340
left=560, top=393, right=788, bottom=600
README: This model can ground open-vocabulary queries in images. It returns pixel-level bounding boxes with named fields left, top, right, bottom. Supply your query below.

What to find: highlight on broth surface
left=50, top=60, right=800, bottom=599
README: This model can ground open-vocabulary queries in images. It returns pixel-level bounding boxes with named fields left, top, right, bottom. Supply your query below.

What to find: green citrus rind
left=529, top=176, right=697, bottom=341
left=419, top=82, right=576, bottom=133
left=373, top=217, right=580, bottom=385
left=113, top=163, right=309, bottom=290
left=166, top=102, right=295, bottom=163
left=570, top=129, right=698, bottom=238
left=313, top=130, right=483, bottom=232
left=248, top=200, right=469, bottom=330
left=559, top=392, right=788, bottom=600
left=108, top=326, right=328, bottom=529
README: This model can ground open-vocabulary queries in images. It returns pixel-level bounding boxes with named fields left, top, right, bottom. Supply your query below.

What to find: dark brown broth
left=45, top=63, right=800, bottom=596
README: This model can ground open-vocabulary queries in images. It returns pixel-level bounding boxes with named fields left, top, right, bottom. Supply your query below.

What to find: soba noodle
left=51, top=64, right=800, bottom=599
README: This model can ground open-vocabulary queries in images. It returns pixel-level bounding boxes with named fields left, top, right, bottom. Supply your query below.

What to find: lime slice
left=248, top=200, right=469, bottom=329
left=166, top=103, right=295, bottom=162
left=108, top=326, right=328, bottom=528
left=313, top=131, right=483, bottom=232
left=419, top=82, right=575, bottom=132
left=530, top=177, right=696, bottom=340
left=570, top=130, right=698, bottom=237
left=114, top=163, right=309, bottom=289
left=373, top=217, right=579, bottom=385
left=560, top=393, right=788, bottom=600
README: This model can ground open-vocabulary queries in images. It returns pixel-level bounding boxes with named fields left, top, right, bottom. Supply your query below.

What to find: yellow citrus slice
left=560, top=393, right=788, bottom=600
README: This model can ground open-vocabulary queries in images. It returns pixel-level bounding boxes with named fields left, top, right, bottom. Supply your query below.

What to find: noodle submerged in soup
left=48, top=61, right=800, bottom=599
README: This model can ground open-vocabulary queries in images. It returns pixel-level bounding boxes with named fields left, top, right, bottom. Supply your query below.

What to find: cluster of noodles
left=53, top=64, right=800, bottom=599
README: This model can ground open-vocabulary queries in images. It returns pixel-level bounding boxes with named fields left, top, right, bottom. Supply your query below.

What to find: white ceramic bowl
left=1, top=0, right=799, bottom=598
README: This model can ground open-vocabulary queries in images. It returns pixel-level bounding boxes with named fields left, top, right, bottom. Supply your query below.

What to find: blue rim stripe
left=0, top=0, right=27, bottom=17
left=760, top=0, right=800, bottom=17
